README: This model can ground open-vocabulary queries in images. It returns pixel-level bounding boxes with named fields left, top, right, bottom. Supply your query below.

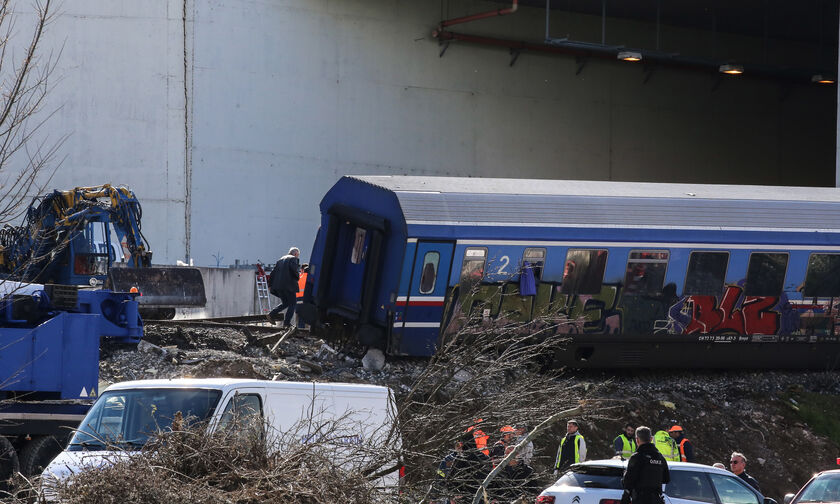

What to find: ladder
left=255, top=264, right=271, bottom=314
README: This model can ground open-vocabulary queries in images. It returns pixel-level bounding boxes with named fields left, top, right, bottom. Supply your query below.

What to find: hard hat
left=500, top=425, right=515, bottom=433
left=668, top=425, right=684, bottom=432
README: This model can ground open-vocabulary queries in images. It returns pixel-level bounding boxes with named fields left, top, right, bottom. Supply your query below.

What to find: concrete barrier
left=174, top=266, right=276, bottom=319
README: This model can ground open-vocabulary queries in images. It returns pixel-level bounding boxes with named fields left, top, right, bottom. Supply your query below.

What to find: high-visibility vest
left=614, top=434, right=637, bottom=459
left=678, top=438, right=690, bottom=462
left=296, top=272, right=307, bottom=299
left=654, top=430, right=680, bottom=462
left=466, top=422, right=490, bottom=456
left=556, top=433, right=584, bottom=468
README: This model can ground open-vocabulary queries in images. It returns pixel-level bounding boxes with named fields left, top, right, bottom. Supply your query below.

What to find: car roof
left=103, top=378, right=390, bottom=396
left=572, top=459, right=734, bottom=476
left=813, top=469, right=840, bottom=477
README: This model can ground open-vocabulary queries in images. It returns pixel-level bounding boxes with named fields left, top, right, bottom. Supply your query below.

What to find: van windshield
left=68, top=388, right=222, bottom=451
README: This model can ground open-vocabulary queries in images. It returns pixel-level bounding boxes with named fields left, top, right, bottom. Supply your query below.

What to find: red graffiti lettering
left=683, top=285, right=780, bottom=335
left=742, top=296, right=780, bottom=335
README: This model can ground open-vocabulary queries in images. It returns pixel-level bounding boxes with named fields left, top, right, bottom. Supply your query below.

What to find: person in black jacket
left=268, top=247, right=300, bottom=327
left=622, top=426, right=670, bottom=504
left=445, top=431, right=491, bottom=501
left=729, top=452, right=760, bottom=493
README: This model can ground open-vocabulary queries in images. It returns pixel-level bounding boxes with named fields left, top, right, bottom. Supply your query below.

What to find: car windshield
left=797, top=474, right=840, bottom=503
left=557, top=465, right=625, bottom=489
left=68, top=388, right=222, bottom=451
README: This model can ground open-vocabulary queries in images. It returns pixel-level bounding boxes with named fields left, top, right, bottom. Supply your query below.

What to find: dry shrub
left=7, top=412, right=399, bottom=504
left=396, top=293, right=612, bottom=503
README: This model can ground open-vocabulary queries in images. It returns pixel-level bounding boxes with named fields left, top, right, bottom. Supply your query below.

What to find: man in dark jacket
left=729, top=452, right=760, bottom=493
left=490, top=445, right=537, bottom=502
left=445, top=431, right=490, bottom=500
left=623, top=426, right=670, bottom=504
left=268, top=247, right=300, bottom=327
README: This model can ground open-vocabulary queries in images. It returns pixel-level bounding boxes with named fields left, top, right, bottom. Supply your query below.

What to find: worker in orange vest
left=296, top=268, right=308, bottom=299
left=466, top=419, right=490, bottom=457
left=668, top=425, right=694, bottom=462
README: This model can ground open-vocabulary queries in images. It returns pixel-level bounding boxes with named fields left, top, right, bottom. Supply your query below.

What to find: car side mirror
left=783, top=494, right=795, bottom=504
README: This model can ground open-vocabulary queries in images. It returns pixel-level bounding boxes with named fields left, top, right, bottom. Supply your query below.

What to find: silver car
left=537, top=459, right=776, bottom=504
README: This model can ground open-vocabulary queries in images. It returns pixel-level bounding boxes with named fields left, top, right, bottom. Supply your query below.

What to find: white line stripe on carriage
left=454, top=239, right=840, bottom=251
left=396, top=296, right=445, bottom=302
left=402, top=322, right=442, bottom=328
left=407, top=221, right=840, bottom=233
left=406, top=238, right=418, bottom=243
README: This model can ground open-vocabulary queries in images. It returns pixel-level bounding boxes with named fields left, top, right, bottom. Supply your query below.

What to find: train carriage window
left=561, top=249, right=608, bottom=295
left=624, top=250, right=669, bottom=296
left=684, top=251, right=729, bottom=296
left=804, top=254, right=840, bottom=297
left=419, top=252, right=440, bottom=294
left=522, top=248, right=546, bottom=280
left=745, top=253, right=788, bottom=296
left=460, top=247, right=487, bottom=289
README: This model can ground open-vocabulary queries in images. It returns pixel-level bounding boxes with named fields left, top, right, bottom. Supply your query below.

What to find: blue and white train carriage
left=297, top=176, right=840, bottom=369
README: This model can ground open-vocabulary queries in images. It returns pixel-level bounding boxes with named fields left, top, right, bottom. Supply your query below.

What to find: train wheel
left=0, top=436, right=19, bottom=489
left=19, top=435, right=64, bottom=476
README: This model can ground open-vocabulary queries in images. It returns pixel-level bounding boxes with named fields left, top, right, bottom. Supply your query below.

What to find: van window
left=708, top=474, right=760, bottom=504
left=68, top=388, right=222, bottom=451
left=745, top=253, right=788, bottom=296
left=804, top=254, right=840, bottom=297
left=666, top=470, right=717, bottom=503
left=460, top=248, right=487, bottom=288
left=419, top=252, right=440, bottom=294
left=351, top=227, right=366, bottom=264
left=624, top=250, right=669, bottom=296
left=218, top=393, right=263, bottom=431
left=684, top=252, right=729, bottom=296
left=561, top=249, right=608, bottom=295
left=523, top=248, right=546, bottom=280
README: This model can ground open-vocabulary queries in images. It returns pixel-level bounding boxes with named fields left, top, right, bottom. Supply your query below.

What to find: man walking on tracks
left=268, top=247, right=301, bottom=328
left=622, top=426, right=670, bottom=504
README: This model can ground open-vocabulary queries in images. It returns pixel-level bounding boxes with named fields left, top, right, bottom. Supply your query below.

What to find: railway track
left=145, top=314, right=283, bottom=332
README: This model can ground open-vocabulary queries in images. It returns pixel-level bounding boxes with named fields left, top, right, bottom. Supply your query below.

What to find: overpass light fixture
left=812, top=74, right=836, bottom=84
left=617, top=51, right=642, bottom=62
left=719, top=63, right=744, bottom=75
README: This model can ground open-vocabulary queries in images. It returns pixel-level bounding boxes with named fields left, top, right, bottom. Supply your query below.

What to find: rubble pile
left=98, top=323, right=840, bottom=501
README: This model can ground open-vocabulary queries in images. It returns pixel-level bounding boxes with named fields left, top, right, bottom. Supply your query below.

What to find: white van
left=43, top=378, right=401, bottom=490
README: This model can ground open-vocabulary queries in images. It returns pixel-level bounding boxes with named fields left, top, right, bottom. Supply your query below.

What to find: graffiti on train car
left=447, top=279, right=839, bottom=337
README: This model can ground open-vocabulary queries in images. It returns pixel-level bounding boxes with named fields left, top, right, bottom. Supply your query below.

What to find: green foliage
left=786, top=390, right=840, bottom=446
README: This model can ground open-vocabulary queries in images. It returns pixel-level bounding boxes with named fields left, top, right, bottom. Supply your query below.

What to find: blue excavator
left=0, top=184, right=206, bottom=318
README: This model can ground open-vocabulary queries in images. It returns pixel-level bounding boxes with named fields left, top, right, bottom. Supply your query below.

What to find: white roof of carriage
left=345, top=176, right=840, bottom=232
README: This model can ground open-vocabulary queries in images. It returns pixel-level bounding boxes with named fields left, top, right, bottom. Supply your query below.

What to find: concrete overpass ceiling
left=475, top=0, right=839, bottom=79
left=512, top=0, right=838, bottom=44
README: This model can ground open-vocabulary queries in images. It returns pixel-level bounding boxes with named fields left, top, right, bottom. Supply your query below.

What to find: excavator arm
left=0, top=184, right=205, bottom=318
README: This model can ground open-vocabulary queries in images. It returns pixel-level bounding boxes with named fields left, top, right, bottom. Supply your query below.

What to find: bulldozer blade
left=108, top=267, right=207, bottom=307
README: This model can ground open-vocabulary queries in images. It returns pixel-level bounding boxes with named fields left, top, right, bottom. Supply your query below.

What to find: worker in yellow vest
left=653, top=429, right=680, bottom=462
left=668, top=425, right=695, bottom=462
left=555, top=419, right=587, bottom=474
left=613, top=423, right=637, bottom=460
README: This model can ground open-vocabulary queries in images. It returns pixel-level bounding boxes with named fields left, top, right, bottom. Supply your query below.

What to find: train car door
left=398, top=241, right=454, bottom=356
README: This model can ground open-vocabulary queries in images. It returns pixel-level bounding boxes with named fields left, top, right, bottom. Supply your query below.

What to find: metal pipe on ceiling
left=438, top=0, right=518, bottom=29
left=434, top=29, right=830, bottom=85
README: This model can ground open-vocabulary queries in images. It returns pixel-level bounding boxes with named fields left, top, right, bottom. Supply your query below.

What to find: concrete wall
left=18, top=0, right=838, bottom=269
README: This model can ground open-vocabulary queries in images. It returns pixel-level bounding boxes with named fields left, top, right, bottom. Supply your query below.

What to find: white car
left=537, top=459, right=776, bottom=504
left=783, top=468, right=840, bottom=504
